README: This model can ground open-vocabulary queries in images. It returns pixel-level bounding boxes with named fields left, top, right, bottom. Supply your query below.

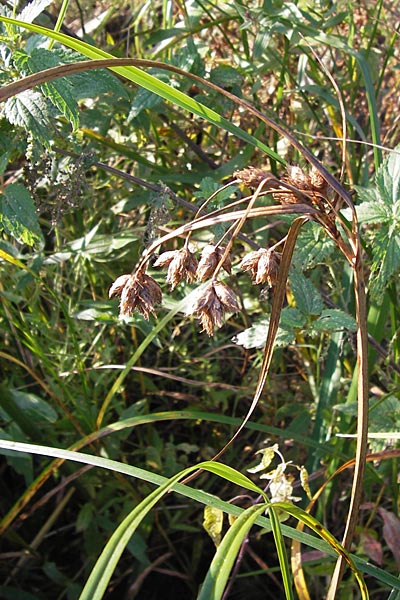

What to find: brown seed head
left=196, top=245, right=231, bottom=281
left=109, top=272, right=162, bottom=319
left=233, top=166, right=270, bottom=188
left=240, top=248, right=280, bottom=287
left=109, top=274, right=131, bottom=298
left=186, top=280, right=240, bottom=336
left=154, top=247, right=198, bottom=289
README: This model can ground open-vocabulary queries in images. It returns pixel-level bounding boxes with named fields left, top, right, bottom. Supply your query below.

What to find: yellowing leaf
left=203, top=506, right=224, bottom=547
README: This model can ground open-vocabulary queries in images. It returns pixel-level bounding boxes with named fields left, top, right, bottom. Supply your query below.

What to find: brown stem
left=327, top=242, right=369, bottom=598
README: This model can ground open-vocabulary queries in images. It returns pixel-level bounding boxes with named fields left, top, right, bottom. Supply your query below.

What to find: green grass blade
left=0, top=16, right=281, bottom=163
left=268, top=506, right=294, bottom=599
left=274, top=502, right=369, bottom=600
left=197, top=503, right=267, bottom=600
left=79, top=466, right=195, bottom=600
left=0, top=440, right=398, bottom=592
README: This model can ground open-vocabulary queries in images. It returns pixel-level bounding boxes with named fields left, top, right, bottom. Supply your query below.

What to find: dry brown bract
left=278, top=165, right=329, bottom=205
left=196, top=244, right=232, bottom=281
left=153, top=247, right=198, bottom=290
left=233, top=166, right=271, bottom=188
left=109, top=271, right=162, bottom=319
left=186, top=280, right=240, bottom=336
left=240, top=248, right=280, bottom=287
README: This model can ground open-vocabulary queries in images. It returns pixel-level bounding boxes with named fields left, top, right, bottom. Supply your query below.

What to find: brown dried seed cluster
left=233, top=166, right=270, bottom=188
left=186, top=280, right=240, bottom=336
left=196, top=244, right=231, bottom=281
left=153, top=247, right=198, bottom=290
left=240, top=249, right=280, bottom=287
left=109, top=271, right=162, bottom=319
left=278, top=165, right=329, bottom=205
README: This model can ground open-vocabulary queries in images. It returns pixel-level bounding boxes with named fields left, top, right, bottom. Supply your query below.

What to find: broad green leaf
left=209, top=65, right=244, bottom=88
left=26, top=48, right=79, bottom=130
left=312, top=309, right=357, bottom=333
left=3, top=89, right=51, bottom=146
left=355, top=148, right=400, bottom=296
left=18, top=0, right=52, bottom=23
left=0, top=16, right=284, bottom=165
left=233, top=307, right=299, bottom=349
left=6, top=389, right=58, bottom=424
left=0, top=182, right=43, bottom=246
left=293, top=220, right=339, bottom=268
left=289, top=267, right=324, bottom=316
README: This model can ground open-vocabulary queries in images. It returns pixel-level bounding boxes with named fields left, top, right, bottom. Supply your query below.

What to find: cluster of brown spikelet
left=109, top=164, right=329, bottom=335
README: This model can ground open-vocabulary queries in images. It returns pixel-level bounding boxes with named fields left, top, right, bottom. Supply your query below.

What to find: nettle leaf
left=355, top=148, right=400, bottom=296
left=289, top=267, right=324, bottom=316
left=0, top=183, right=43, bottom=246
left=312, top=309, right=357, bottom=333
left=209, top=65, right=244, bottom=88
left=233, top=307, right=301, bottom=349
left=17, top=0, right=52, bottom=24
left=26, top=48, right=79, bottom=130
left=3, top=89, right=52, bottom=146
left=67, top=67, right=128, bottom=100
left=293, top=222, right=335, bottom=268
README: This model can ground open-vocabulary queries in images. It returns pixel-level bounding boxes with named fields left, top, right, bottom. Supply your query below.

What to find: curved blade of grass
left=0, top=439, right=398, bottom=592
left=277, top=503, right=369, bottom=600
left=197, top=503, right=271, bottom=600
left=0, top=406, right=340, bottom=537
left=0, top=16, right=281, bottom=163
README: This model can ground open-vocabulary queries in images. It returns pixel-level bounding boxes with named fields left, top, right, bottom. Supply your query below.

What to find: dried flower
left=233, top=166, right=271, bottom=188
left=260, top=465, right=301, bottom=504
left=196, top=244, right=231, bottom=281
left=109, top=271, right=162, bottom=319
left=240, top=248, right=280, bottom=287
left=186, top=280, right=240, bottom=336
left=277, top=165, right=329, bottom=205
left=153, top=247, right=198, bottom=290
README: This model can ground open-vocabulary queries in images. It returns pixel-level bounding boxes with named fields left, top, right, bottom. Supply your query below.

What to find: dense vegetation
left=0, top=1, right=399, bottom=598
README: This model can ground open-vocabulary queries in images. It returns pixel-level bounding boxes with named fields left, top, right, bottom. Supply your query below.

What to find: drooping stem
left=327, top=239, right=369, bottom=598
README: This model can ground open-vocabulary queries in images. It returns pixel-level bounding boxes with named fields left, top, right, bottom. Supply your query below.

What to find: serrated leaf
left=312, top=309, right=357, bottom=333
left=293, top=221, right=335, bottom=268
left=354, top=148, right=400, bottom=297
left=3, top=89, right=51, bottom=146
left=26, top=48, right=79, bottom=130
left=67, top=68, right=128, bottom=100
left=289, top=267, right=324, bottom=316
left=0, top=183, right=42, bottom=245
left=209, top=66, right=244, bottom=88
left=17, top=0, right=52, bottom=24
left=233, top=307, right=300, bottom=349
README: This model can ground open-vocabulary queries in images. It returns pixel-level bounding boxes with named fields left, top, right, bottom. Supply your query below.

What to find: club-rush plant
left=0, top=2, right=399, bottom=599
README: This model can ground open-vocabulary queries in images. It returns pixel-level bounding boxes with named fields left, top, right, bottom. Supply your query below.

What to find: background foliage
left=0, top=0, right=399, bottom=598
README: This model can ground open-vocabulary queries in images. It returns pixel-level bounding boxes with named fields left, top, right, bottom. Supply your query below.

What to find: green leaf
left=203, top=506, right=224, bottom=547
left=3, top=89, right=52, bottom=146
left=0, top=183, right=43, bottom=246
left=355, top=147, right=400, bottom=296
left=18, top=0, right=52, bottom=24
left=233, top=307, right=300, bottom=349
left=0, top=16, right=284, bottom=165
left=289, top=267, right=324, bottom=316
left=198, top=504, right=268, bottom=600
left=293, top=221, right=335, bottom=268
left=26, top=48, right=79, bottom=130
left=312, top=309, right=357, bottom=333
